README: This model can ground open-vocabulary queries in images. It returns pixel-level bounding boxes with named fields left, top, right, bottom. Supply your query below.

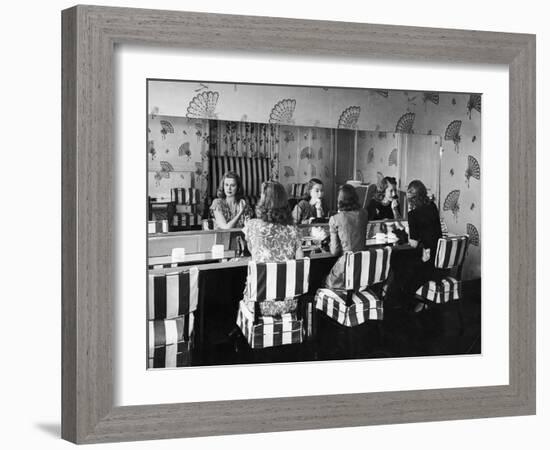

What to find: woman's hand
left=236, top=199, right=247, bottom=217
left=422, top=248, right=431, bottom=262
left=391, top=199, right=399, bottom=210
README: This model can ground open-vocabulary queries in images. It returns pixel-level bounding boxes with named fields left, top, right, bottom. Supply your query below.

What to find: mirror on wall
left=147, top=117, right=442, bottom=232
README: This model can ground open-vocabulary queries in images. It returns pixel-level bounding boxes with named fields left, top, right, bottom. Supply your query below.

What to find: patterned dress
left=209, top=198, right=252, bottom=229
left=243, top=218, right=303, bottom=316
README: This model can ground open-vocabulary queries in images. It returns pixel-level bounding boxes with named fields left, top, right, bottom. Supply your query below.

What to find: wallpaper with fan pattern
left=149, top=83, right=481, bottom=279
left=147, top=115, right=209, bottom=216
left=278, top=125, right=335, bottom=207
left=355, top=131, right=400, bottom=186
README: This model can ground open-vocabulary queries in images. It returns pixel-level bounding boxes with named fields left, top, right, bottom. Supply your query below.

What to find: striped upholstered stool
left=315, top=288, right=383, bottom=327
left=414, top=236, right=469, bottom=334
left=148, top=219, right=168, bottom=234
left=147, top=266, right=199, bottom=368
left=314, top=247, right=392, bottom=357
left=315, top=248, right=391, bottom=326
left=289, top=183, right=308, bottom=199
left=236, top=258, right=311, bottom=350
left=148, top=314, right=195, bottom=368
left=415, top=236, right=469, bottom=305
left=170, top=188, right=201, bottom=230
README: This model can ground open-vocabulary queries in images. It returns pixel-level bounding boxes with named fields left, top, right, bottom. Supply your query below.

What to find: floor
left=196, top=280, right=481, bottom=366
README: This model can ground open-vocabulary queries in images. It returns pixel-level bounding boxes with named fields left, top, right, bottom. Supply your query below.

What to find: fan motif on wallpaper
left=465, top=155, right=480, bottom=187
left=367, top=147, right=375, bottom=164
left=423, top=92, right=440, bottom=105
left=160, top=120, right=174, bottom=140
left=310, top=164, right=317, bottom=177
left=318, top=147, right=323, bottom=160
left=337, top=106, right=360, bottom=129
left=186, top=91, right=219, bottom=119
left=388, top=148, right=398, bottom=167
left=178, top=142, right=192, bottom=160
left=443, top=189, right=461, bottom=221
left=445, top=120, right=462, bottom=152
left=154, top=161, right=174, bottom=186
left=300, top=146, right=314, bottom=160
left=395, top=112, right=415, bottom=133
left=269, top=99, right=296, bottom=125
left=283, top=166, right=295, bottom=178
left=324, top=166, right=330, bottom=178
left=467, top=94, right=481, bottom=119
left=466, top=223, right=480, bottom=246
left=283, top=130, right=295, bottom=144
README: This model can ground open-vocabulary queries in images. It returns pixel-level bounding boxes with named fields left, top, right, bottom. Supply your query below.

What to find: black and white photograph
left=146, top=79, right=482, bottom=368
left=3, top=0, right=545, bottom=447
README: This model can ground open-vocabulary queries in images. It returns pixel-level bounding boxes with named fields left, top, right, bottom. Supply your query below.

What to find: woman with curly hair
left=243, top=180, right=303, bottom=263
left=242, top=181, right=304, bottom=316
left=209, top=171, right=252, bottom=229
left=366, top=176, right=401, bottom=220
left=324, top=184, right=369, bottom=289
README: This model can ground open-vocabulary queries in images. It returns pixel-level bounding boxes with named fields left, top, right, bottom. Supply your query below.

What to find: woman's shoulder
left=210, top=197, right=224, bottom=208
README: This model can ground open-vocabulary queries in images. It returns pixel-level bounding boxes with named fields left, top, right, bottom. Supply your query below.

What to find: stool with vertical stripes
left=314, top=247, right=392, bottom=357
left=289, top=183, right=308, bottom=199
left=171, top=188, right=201, bottom=230
left=236, top=259, right=311, bottom=351
left=148, top=219, right=168, bottom=234
left=147, top=266, right=199, bottom=368
left=415, top=236, right=469, bottom=305
left=414, top=236, right=470, bottom=334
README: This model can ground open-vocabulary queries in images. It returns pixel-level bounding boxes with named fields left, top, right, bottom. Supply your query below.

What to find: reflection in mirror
left=147, top=119, right=441, bottom=232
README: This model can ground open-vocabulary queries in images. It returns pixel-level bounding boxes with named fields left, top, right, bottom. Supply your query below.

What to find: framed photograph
left=62, top=5, right=535, bottom=444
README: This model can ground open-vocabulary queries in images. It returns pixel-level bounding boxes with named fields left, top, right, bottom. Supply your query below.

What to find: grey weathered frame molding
left=62, top=5, right=536, bottom=444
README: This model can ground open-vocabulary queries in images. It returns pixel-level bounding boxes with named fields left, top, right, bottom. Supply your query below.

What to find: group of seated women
left=209, top=172, right=331, bottom=229
left=209, top=171, right=442, bottom=315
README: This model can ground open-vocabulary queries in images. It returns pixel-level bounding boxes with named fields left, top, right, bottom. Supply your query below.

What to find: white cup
left=171, top=248, right=186, bottom=261
left=211, top=244, right=225, bottom=258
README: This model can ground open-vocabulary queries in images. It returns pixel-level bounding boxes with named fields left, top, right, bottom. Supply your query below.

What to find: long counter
left=148, top=222, right=333, bottom=257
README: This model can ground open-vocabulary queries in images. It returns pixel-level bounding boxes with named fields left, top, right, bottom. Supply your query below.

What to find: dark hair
left=338, top=184, right=361, bottom=211
left=406, top=179, right=430, bottom=210
left=375, top=176, right=398, bottom=202
left=303, top=178, right=324, bottom=201
left=256, top=181, right=293, bottom=226
left=216, top=171, right=244, bottom=201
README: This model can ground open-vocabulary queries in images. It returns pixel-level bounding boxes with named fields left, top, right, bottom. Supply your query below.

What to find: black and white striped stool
left=147, top=266, right=199, bottom=368
left=236, top=258, right=311, bottom=350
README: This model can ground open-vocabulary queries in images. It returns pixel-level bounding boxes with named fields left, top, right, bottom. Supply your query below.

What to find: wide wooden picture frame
left=61, top=5, right=536, bottom=444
